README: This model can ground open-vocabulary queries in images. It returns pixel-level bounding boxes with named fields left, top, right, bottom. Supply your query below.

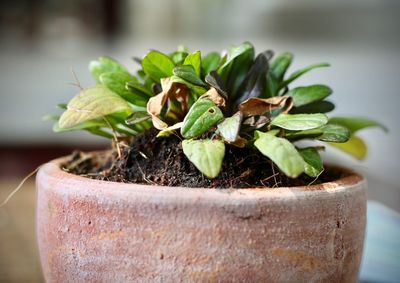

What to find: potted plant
left=37, top=42, right=386, bottom=282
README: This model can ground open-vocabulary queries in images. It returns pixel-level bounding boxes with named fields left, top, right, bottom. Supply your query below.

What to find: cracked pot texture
left=36, top=155, right=366, bottom=283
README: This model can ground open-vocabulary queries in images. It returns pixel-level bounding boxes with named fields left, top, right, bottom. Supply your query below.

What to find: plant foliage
left=49, top=42, right=387, bottom=179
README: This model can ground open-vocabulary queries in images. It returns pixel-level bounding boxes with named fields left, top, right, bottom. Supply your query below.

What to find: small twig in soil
left=307, top=168, right=324, bottom=186
left=272, top=181, right=282, bottom=188
left=163, top=150, right=175, bottom=179
left=270, top=161, right=278, bottom=188
left=260, top=172, right=280, bottom=187
left=102, top=117, right=122, bottom=158
left=172, top=132, right=182, bottom=141
left=231, top=169, right=251, bottom=184
left=64, top=152, right=91, bottom=171
left=79, top=172, right=104, bottom=177
left=236, top=154, right=258, bottom=166
left=135, top=161, right=156, bottom=185
left=138, top=151, right=148, bottom=159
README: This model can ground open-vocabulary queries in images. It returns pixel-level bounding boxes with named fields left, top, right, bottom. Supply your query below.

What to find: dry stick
left=64, top=152, right=91, bottom=172
left=0, top=165, right=43, bottom=208
left=68, top=67, right=83, bottom=90
left=261, top=172, right=280, bottom=184
left=135, top=161, right=155, bottom=185
left=270, top=161, right=278, bottom=188
left=172, top=131, right=183, bottom=140
left=307, top=168, right=325, bottom=187
left=102, top=116, right=122, bottom=159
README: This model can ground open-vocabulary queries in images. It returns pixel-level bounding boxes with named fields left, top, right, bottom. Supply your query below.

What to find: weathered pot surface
left=36, top=155, right=367, bottom=283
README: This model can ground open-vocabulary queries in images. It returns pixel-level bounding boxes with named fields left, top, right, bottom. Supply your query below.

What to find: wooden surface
left=0, top=179, right=44, bottom=283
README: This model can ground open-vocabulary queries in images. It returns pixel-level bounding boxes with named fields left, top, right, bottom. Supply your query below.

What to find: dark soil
left=63, top=129, right=348, bottom=188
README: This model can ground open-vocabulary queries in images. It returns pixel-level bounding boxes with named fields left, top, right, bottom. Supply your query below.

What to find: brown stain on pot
left=90, top=231, right=126, bottom=241
left=47, top=198, right=58, bottom=217
left=36, top=155, right=367, bottom=282
left=272, top=247, right=326, bottom=272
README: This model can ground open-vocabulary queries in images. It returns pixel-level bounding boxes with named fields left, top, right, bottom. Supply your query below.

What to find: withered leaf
left=243, top=115, right=269, bottom=129
left=229, top=136, right=247, bottom=148
left=205, top=71, right=227, bottom=96
left=146, top=78, right=188, bottom=129
left=146, top=92, right=168, bottom=129
left=199, top=87, right=226, bottom=107
left=239, top=96, right=293, bottom=117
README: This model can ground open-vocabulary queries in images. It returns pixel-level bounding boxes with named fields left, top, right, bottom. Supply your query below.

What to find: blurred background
left=0, top=0, right=399, bottom=282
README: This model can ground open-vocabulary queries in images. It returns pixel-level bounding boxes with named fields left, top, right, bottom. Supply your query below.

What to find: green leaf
left=110, top=112, right=146, bottom=134
left=219, top=42, right=254, bottom=71
left=287, top=85, right=332, bottom=107
left=157, top=122, right=183, bottom=137
left=298, top=147, right=323, bottom=177
left=42, top=114, right=60, bottom=122
left=86, top=128, right=114, bottom=139
left=266, top=129, right=280, bottom=136
left=57, top=103, right=67, bottom=110
left=169, top=51, right=188, bottom=65
left=205, top=71, right=226, bottom=95
left=126, top=81, right=153, bottom=97
left=281, top=63, right=330, bottom=88
left=59, top=85, right=132, bottom=129
left=271, top=113, right=328, bottom=131
left=89, top=56, right=129, bottom=83
left=317, top=124, right=350, bottom=142
left=142, top=51, right=175, bottom=82
left=234, top=51, right=270, bottom=106
left=290, top=100, right=335, bottom=114
left=169, top=75, right=207, bottom=96
left=202, top=52, right=221, bottom=76
left=181, top=98, right=224, bottom=139
left=113, top=123, right=139, bottom=136
left=182, top=139, right=225, bottom=178
left=285, top=128, right=323, bottom=141
left=254, top=131, right=305, bottom=178
left=285, top=123, right=350, bottom=142
left=177, top=45, right=189, bottom=53
left=173, top=65, right=207, bottom=87
left=218, top=42, right=254, bottom=97
left=270, top=52, right=293, bottom=81
left=53, top=118, right=112, bottom=139
left=329, top=117, right=388, bottom=134
left=329, top=136, right=367, bottom=160
left=54, top=119, right=106, bottom=132
left=217, top=112, right=242, bottom=142
left=99, top=72, right=148, bottom=107
left=125, top=111, right=151, bottom=125
left=265, top=72, right=279, bottom=97
left=183, top=50, right=202, bottom=76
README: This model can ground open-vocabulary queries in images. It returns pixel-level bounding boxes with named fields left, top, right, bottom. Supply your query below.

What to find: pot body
left=36, top=157, right=367, bottom=283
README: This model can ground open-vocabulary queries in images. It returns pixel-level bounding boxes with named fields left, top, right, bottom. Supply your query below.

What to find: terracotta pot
left=36, top=155, right=367, bottom=283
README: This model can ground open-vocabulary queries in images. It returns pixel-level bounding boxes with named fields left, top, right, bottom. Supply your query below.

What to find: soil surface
left=63, top=129, right=348, bottom=188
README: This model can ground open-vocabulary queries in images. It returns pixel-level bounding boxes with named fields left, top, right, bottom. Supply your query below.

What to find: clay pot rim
left=38, top=152, right=366, bottom=201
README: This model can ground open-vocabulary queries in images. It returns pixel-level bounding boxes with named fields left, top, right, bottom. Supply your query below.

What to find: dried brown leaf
left=147, top=91, right=169, bottom=129
left=239, top=95, right=293, bottom=117
left=243, top=115, right=269, bottom=128
left=146, top=77, right=189, bottom=129
left=199, top=87, right=226, bottom=107
left=229, top=136, right=247, bottom=148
